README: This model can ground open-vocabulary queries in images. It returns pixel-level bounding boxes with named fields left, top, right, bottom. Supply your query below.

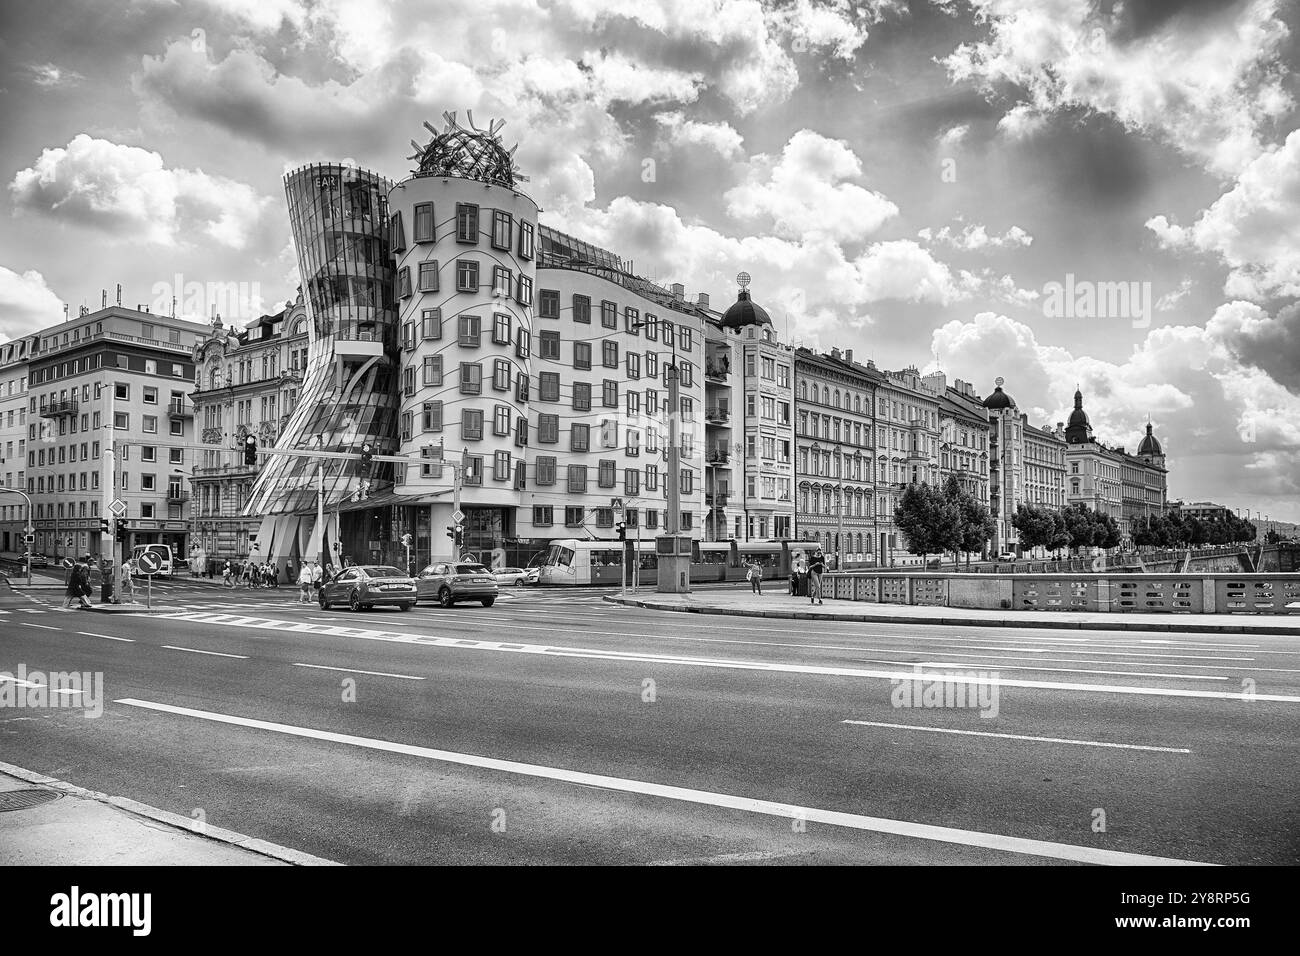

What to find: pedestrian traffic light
left=243, top=434, right=258, bottom=464
left=401, top=533, right=412, bottom=548
left=99, top=518, right=110, bottom=534
left=361, top=443, right=374, bottom=477
left=616, top=521, right=626, bottom=541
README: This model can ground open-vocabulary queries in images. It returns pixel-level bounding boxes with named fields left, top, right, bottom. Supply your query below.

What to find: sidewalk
left=0, top=762, right=338, bottom=865
left=606, top=590, right=1300, bottom=635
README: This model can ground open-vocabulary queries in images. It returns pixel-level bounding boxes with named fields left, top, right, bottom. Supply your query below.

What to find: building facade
left=928, top=373, right=991, bottom=509
left=0, top=338, right=32, bottom=552
left=1023, top=420, right=1067, bottom=510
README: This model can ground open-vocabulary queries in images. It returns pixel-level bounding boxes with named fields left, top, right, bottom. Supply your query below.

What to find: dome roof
left=720, top=289, right=772, bottom=330
left=1067, top=388, right=1090, bottom=428
left=411, top=112, right=527, bottom=188
left=1138, top=422, right=1162, bottom=456
left=983, top=385, right=1015, bottom=409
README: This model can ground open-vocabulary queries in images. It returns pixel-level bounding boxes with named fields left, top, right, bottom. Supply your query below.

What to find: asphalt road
left=2, top=580, right=1297, bottom=865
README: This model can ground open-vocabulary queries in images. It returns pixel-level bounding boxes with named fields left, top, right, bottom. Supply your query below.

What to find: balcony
left=39, top=399, right=78, bottom=419
left=705, top=359, right=730, bottom=381
left=706, top=448, right=731, bottom=465
left=705, top=492, right=729, bottom=508
left=168, top=400, right=193, bottom=419
left=705, top=406, right=731, bottom=424
left=167, top=489, right=190, bottom=503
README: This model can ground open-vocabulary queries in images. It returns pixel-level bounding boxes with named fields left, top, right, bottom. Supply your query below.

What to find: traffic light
left=115, top=519, right=130, bottom=542
left=446, top=525, right=463, bottom=548
left=616, top=521, right=627, bottom=541
left=99, top=518, right=110, bottom=534
left=361, top=443, right=374, bottom=477
left=401, top=533, right=412, bottom=548
left=243, top=434, right=258, bottom=465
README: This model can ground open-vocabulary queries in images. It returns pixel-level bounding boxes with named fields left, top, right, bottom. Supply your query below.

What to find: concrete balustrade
left=820, top=572, right=1300, bottom=615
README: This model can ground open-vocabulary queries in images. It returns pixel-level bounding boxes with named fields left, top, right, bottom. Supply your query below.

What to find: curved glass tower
left=246, top=164, right=398, bottom=557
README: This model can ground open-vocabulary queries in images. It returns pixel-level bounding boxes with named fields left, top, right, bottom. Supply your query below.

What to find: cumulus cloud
left=0, top=266, right=64, bottom=339
left=1206, top=300, right=1300, bottom=395
left=919, top=222, right=1033, bottom=251
left=29, top=63, right=84, bottom=88
left=929, top=308, right=1300, bottom=499
left=943, top=0, right=1294, bottom=175
left=936, top=123, right=969, bottom=148
left=8, top=134, right=273, bottom=250
left=1147, top=129, right=1300, bottom=301
left=724, top=130, right=898, bottom=243
left=654, top=111, right=744, bottom=158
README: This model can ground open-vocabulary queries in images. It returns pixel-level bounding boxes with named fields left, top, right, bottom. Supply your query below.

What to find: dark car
left=415, top=562, right=499, bottom=608
left=319, top=565, right=417, bottom=612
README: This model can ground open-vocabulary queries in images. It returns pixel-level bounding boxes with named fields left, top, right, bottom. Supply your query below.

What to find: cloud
left=0, top=266, right=64, bottom=339
left=928, top=308, right=1300, bottom=500
left=942, top=0, right=1294, bottom=175
left=919, top=222, right=1033, bottom=251
left=1147, top=128, right=1300, bottom=301
left=654, top=111, right=744, bottom=157
left=936, top=123, right=969, bottom=148
left=29, top=63, right=85, bottom=88
left=1206, top=299, right=1300, bottom=394
left=724, top=129, right=898, bottom=243
left=8, top=134, right=273, bottom=250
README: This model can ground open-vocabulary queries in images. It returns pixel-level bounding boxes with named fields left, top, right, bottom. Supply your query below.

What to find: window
left=539, top=331, right=560, bottom=361
left=459, top=362, right=482, bottom=395
left=594, top=507, right=614, bottom=528
left=535, top=456, right=556, bottom=486
left=539, top=289, right=560, bottom=319
left=602, top=341, right=619, bottom=368
left=115, top=383, right=129, bottom=401
left=494, top=405, right=511, bottom=436
left=456, top=259, right=479, bottom=292
left=625, top=428, right=641, bottom=456
left=601, top=300, right=617, bottom=329
left=493, top=266, right=512, bottom=298
left=169, top=448, right=182, bottom=465
left=418, top=260, right=439, bottom=292
left=516, top=274, right=532, bottom=307
left=532, top=505, right=553, bottom=525
left=462, top=409, right=484, bottom=440
left=573, top=295, right=591, bottom=324
left=644, top=313, right=658, bottom=341
left=493, top=450, right=511, bottom=481
left=114, top=412, right=128, bottom=429
left=143, top=387, right=158, bottom=405
left=422, top=355, right=443, bottom=386
left=571, top=423, right=589, bottom=452
left=401, top=411, right=413, bottom=441
left=519, top=220, right=535, bottom=260
left=574, top=342, right=591, bottom=370
left=402, top=320, right=416, bottom=351
left=625, top=307, right=640, bottom=334
left=567, top=466, right=587, bottom=494
left=414, top=202, right=435, bottom=242
left=403, top=365, right=417, bottom=396
left=515, top=416, right=528, bottom=447
left=626, top=391, right=640, bottom=417
left=626, top=352, right=640, bottom=379
left=423, top=401, right=443, bottom=431
left=573, top=382, right=591, bottom=411
left=680, top=471, right=693, bottom=494
left=662, top=321, right=674, bottom=348
left=602, top=380, right=618, bottom=407
left=515, top=328, right=530, bottom=359
left=493, top=312, right=512, bottom=345
left=600, top=419, right=618, bottom=448
left=540, top=372, right=560, bottom=402
left=142, top=474, right=156, bottom=492
left=565, top=505, right=584, bottom=527
left=459, top=314, right=481, bottom=347
left=646, top=352, right=658, bottom=378
left=492, top=358, right=510, bottom=391
left=463, top=455, right=483, bottom=485
left=516, top=372, right=530, bottom=402
left=456, top=203, right=479, bottom=243
left=645, top=463, right=658, bottom=491
left=680, top=328, right=692, bottom=352
left=399, top=266, right=412, bottom=298
left=420, top=445, right=443, bottom=478
left=680, top=361, right=693, bottom=387
left=538, top=414, right=559, bottom=443
left=491, top=209, right=512, bottom=250
left=625, top=469, right=640, bottom=495
left=421, top=308, right=442, bottom=340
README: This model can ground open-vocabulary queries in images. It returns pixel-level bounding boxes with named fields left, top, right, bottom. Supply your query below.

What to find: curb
left=0, top=760, right=341, bottom=866
left=602, top=596, right=1300, bottom=636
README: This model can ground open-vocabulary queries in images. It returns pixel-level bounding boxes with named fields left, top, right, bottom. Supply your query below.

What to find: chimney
left=671, top=282, right=684, bottom=301
left=845, top=349, right=853, bottom=364
left=831, top=347, right=842, bottom=361
left=697, top=292, right=709, bottom=308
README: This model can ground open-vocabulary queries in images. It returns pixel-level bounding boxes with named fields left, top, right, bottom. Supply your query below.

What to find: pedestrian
left=808, top=548, right=826, bottom=605
left=222, top=560, right=234, bottom=588
left=73, top=557, right=94, bottom=609
left=118, top=559, right=135, bottom=604
left=746, top=559, right=763, bottom=595
left=789, top=552, right=807, bottom=596
left=297, top=560, right=313, bottom=604
left=63, top=560, right=80, bottom=608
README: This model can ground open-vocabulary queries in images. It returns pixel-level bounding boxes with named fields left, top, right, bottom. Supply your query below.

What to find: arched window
left=799, top=380, right=807, bottom=399
left=833, top=390, right=841, bottom=408
left=854, top=395, right=861, bottom=413
left=823, top=387, right=830, bottom=405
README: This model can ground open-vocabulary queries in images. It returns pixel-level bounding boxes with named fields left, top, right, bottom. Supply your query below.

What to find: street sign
left=23, top=533, right=34, bottom=544
left=451, top=509, right=465, bottom=525
left=137, top=551, right=163, bottom=574
left=426, top=444, right=444, bottom=461
left=611, top=497, right=624, bottom=513
left=109, top=499, right=127, bottom=517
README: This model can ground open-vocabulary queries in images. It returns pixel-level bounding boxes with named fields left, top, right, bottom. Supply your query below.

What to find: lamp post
left=0, top=488, right=33, bottom=587
left=835, top=444, right=844, bottom=571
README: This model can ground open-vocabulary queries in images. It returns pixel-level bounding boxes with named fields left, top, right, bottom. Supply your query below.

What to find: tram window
left=553, top=547, right=574, bottom=568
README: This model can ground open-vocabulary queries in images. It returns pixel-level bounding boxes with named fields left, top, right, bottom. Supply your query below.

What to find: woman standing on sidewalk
left=808, top=549, right=826, bottom=605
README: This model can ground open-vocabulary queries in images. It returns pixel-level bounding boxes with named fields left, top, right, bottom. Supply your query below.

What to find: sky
left=1, top=0, right=1298, bottom=521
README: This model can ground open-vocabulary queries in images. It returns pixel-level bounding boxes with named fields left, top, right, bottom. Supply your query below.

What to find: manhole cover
left=0, top=788, right=62, bottom=812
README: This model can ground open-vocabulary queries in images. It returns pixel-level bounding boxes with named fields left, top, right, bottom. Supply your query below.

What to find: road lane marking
left=76, top=631, right=135, bottom=642
left=113, top=698, right=1215, bottom=867
left=160, top=645, right=250, bottom=659
left=842, top=720, right=1192, bottom=754
left=145, top=612, right=1300, bottom=702
left=292, top=663, right=424, bottom=680
left=21, top=623, right=59, bottom=630
left=854, top=660, right=1229, bottom=681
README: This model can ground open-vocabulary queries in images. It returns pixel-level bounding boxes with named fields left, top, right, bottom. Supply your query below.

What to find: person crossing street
left=297, top=561, right=313, bottom=604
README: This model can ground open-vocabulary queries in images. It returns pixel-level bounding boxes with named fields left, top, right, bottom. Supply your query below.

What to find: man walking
left=118, top=558, right=135, bottom=604
left=808, top=548, right=826, bottom=605
left=297, top=560, right=314, bottom=604
left=222, top=560, right=234, bottom=588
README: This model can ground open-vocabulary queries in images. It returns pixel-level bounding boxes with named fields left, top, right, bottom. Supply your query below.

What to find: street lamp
left=0, top=487, right=34, bottom=587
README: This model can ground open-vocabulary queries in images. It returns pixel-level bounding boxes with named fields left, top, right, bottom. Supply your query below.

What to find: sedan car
left=491, top=566, right=538, bottom=586
left=415, top=562, right=499, bottom=608
left=319, top=565, right=418, bottom=612
left=21, top=551, right=50, bottom=567
left=996, top=552, right=1017, bottom=563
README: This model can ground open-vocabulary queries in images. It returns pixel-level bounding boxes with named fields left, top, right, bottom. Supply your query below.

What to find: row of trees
left=1131, top=511, right=1257, bottom=548
left=893, top=476, right=997, bottom=567
left=1012, top=503, right=1120, bottom=556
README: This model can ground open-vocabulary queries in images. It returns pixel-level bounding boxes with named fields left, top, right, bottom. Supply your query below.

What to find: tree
left=1093, top=510, right=1121, bottom=550
left=946, top=476, right=996, bottom=567
left=894, top=482, right=962, bottom=566
left=1012, top=504, right=1054, bottom=552
left=1061, top=503, right=1097, bottom=555
left=1048, top=511, right=1071, bottom=555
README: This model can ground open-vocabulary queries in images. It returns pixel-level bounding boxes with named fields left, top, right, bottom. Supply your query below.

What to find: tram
left=536, top=538, right=802, bottom=587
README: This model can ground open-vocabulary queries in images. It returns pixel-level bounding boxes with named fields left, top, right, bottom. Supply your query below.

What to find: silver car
left=415, top=562, right=499, bottom=608
left=319, top=565, right=418, bottom=612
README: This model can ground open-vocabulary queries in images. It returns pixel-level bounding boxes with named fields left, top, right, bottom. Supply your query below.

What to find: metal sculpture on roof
left=408, top=110, right=528, bottom=188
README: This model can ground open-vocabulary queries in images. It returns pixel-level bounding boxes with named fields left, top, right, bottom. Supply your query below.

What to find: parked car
left=996, top=552, right=1017, bottom=563
left=415, top=562, right=499, bottom=608
left=492, top=566, right=538, bottom=586
left=20, top=551, right=49, bottom=567
left=319, top=565, right=417, bottom=612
